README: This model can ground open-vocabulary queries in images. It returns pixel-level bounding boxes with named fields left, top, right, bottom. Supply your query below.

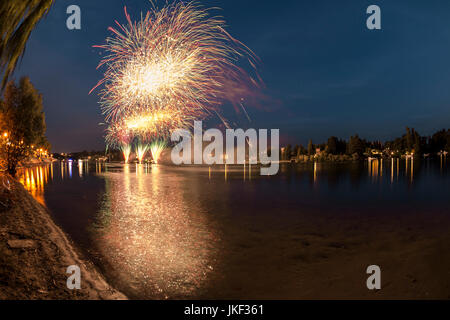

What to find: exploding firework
left=150, top=140, right=167, bottom=164
left=122, top=109, right=192, bottom=140
left=136, top=141, right=150, bottom=164
left=92, top=0, right=263, bottom=147
left=106, top=123, right=134, bottom=163
left=121, top=143, right=132, bottom=163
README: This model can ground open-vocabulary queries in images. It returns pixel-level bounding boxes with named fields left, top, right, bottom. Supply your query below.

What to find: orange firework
left=92, top=1, right=263, bottom=148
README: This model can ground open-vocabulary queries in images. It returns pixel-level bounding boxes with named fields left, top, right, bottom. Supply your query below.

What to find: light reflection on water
left=15, top=158, right=450, bottom=298
left=17, top=163, right=52, bottom=205
left=92, top=164, right=219, bottom=299
left=17, top=161, right=221, bottom=298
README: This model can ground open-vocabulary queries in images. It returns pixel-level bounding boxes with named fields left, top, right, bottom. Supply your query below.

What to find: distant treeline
left=57, top=127, right=450, bottom=163
left=53, top=149, right=123, bottom=161
left=282, top=127, right=450, bottom=161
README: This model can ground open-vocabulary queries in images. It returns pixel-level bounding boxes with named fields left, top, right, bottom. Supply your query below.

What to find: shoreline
left=0, top=174, right=126, bottom=300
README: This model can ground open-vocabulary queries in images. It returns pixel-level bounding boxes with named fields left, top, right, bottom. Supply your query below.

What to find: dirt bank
left=0, top=174, right=126, bottom=300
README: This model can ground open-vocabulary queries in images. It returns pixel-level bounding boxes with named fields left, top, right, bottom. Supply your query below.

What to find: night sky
left=14, top=0, right=450, bottom=153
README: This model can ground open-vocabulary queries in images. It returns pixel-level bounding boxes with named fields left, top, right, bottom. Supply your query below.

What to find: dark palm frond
left=0, top=0, right=54, bottom=90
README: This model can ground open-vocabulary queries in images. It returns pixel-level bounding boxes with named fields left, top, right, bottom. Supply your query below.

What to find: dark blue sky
left=15, top=0, right=450, bottom=152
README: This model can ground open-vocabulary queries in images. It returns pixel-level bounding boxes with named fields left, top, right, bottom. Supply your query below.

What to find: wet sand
left=201, top=208, right=450, bottom=299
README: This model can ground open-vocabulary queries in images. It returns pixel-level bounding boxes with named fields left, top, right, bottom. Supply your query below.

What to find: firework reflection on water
left=92, top=164, right=220, bottom=299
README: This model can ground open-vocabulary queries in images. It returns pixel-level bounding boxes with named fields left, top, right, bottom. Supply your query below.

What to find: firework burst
left=121, top=143, right=132, bottom=163
left=136, top=141, right=150, bottom=164
left=150, top=140, right=167, bottom=164
left=92, top=1, right=263, bottom=153
left=106, top=123, right=134, bottom=163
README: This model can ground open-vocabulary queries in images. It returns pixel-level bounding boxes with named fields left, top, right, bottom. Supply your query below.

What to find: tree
left=413, top=135, right=421, bottom=155
left=348, top=135, right=364, bottom=156
left=336, top=138, right=347, bottom=154
left=284, top=144, right=292, bottom=160
left=411, top=129, right=423, bottom=156
left=327, top=136, right=338, bottom=155
left=0, top=0, right=54, bottom=88
left=293, top=145, right=300, bottom=158
left=307, top=139, right=313, bottom=156
left=0, top=77, right=48, bottom=175
left=296, top=144, right=305, bottom=158
left=429, top=129, right=449, bottom=153
left=405, top=127, right=413, bottom=152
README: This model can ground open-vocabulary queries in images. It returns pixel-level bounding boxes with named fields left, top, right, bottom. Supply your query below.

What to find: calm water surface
left=16, top=159, right=450, bottom=298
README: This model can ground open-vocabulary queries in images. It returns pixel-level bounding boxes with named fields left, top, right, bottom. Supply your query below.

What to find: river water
left=16, top=159, right=450, bottom=299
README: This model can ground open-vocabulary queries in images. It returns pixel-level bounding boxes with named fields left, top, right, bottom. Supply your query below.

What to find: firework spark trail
left=150, top=140, right=167, bottom=164
left=105, top=123, right=134, bottom=163
left=121, top=143, right=132, bottom=163
left=136, top=142, right=150, bottom=164
left=122, top=109, right=192, bottom=140
left=92, top=1, right=263, bottom=152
